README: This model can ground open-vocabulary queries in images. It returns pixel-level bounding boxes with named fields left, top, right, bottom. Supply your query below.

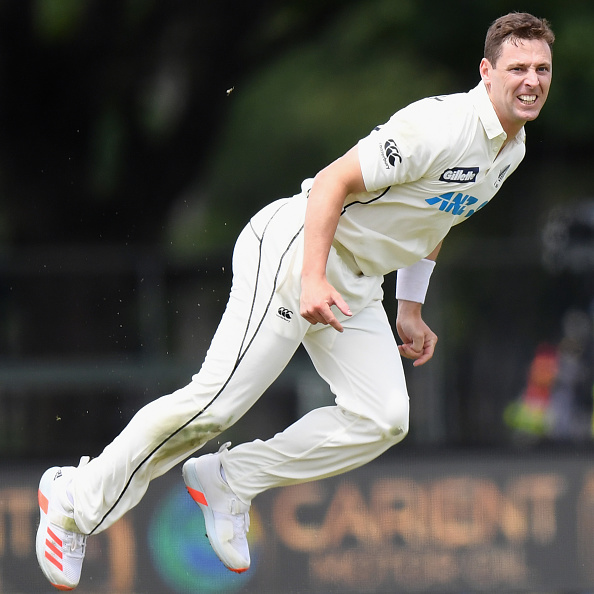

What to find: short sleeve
left=357, top=98, right=453, bottom=192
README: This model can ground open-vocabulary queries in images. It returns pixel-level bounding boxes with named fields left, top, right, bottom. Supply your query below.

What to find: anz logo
left=425, top=192, right=488, bottom=218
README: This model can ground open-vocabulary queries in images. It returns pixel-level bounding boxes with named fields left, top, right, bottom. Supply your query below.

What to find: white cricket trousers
left=71, top=194, right=410, bottom=535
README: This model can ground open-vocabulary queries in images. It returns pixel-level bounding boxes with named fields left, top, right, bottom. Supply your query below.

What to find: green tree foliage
left=171, top=0, right=454, bottom=253
left=0, top=0, right=592, bottom=251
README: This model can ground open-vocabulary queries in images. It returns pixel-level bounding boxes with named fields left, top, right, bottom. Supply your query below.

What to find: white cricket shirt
left=330, top=81, right=526, bottom=276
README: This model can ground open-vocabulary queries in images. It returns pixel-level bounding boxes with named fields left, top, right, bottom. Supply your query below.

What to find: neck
left=503, top=124, right=522, bottom=140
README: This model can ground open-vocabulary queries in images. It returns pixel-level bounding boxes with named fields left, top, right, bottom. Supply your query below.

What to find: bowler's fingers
left=398, top=333, right=438, bottom=367
left=302, top=297, right=352, bottom=333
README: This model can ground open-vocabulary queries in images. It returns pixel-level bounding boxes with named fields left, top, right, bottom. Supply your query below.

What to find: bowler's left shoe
left=183, top=443, right=251, bottom=573
left=36, top=458, right=89, bottom=590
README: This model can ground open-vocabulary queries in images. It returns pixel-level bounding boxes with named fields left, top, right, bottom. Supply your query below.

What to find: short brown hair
left=484, top=12, right=555, bottom=66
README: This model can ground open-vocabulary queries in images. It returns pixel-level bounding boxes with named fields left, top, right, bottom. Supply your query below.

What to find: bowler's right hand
left=300, top=277, right=352, bottom=332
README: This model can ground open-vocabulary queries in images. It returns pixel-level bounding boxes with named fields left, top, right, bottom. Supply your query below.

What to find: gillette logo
left=439, top=167, right=479, bottom=183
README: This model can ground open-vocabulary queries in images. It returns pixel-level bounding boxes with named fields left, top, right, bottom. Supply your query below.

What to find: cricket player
left=36, top=11, right=554, bottom=589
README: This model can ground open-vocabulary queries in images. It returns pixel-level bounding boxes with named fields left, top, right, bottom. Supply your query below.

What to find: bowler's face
left=480, top=38, right=552, bottom=137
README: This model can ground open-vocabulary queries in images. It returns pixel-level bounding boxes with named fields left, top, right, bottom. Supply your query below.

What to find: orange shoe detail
left=38, top=489, right=49, bottom=515
left=45, top=538, right=63, bottom=561
left=36, top=463, right=88, bottom=591
left=47, top=527, right=63, bottom=548
left=45, top=525, right=65, bottom=573
left=186, top=486, right=208, bottom=506
left=45, top=549, right=63, bottom=571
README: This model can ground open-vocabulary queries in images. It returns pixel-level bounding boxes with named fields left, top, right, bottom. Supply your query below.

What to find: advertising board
left=2, top=451, right=594, bottom=593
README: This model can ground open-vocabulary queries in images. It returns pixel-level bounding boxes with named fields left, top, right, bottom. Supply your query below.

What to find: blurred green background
left=1, top=0, right=593, bottom=459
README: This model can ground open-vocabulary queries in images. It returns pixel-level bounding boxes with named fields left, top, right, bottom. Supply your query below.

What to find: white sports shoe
left=36, top=458, right=89, bottom=591
left=182, top=443, right=251, bottom=573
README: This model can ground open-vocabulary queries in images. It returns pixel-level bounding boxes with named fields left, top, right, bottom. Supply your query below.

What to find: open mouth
left=518, top=94, right=537, bottom=105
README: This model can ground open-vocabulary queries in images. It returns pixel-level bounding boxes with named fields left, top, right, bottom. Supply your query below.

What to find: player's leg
left=73, top=307, right=304, bottom=534
left=36, top=197, right=308, bottom=587
left=183, top=255, right=405, bottom=574
left=72, top=199, right=308, bottom=535
left=220, top=298, right=408, bottom=502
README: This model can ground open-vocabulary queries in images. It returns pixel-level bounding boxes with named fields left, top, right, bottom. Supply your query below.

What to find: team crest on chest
left=494, top=164, right=511, bottom=189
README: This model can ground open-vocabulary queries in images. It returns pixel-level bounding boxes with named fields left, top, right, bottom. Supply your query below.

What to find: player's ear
left=479, top=58, right=493, bottom=88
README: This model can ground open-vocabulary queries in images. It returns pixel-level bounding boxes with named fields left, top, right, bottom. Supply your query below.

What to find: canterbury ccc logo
left=277, top=307, right=293, bottom=321
left=384, top=139, right=402, bottom=166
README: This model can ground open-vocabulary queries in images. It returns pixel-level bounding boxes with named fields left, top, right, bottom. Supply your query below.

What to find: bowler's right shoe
left=182, top=443, right=251, bottom=573
left=36, top=459, right=89, bottom=590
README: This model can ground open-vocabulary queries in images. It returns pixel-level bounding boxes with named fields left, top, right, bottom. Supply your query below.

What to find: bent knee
left=376, top=399, right=410, bottom=441
left=389, top=419, right=409, bottom=440
left=341, top=402, right=409, bottom=442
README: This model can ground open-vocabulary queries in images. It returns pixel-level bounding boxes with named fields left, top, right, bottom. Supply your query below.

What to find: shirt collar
left=469, top=81, right=526, bottom=145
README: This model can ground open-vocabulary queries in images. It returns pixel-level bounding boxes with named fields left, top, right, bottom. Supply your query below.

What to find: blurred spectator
left=505, top=309, right=594, bottom=441
left=549, top=309, right=594, bottom=440
left=504, top=343, right=559, bottom=438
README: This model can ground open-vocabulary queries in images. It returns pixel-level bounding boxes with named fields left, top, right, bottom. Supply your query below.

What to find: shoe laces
left=228, top=498, right=250, bottom=541
left=229, top=499, right=250, bottom=531
left=236, top=511, right=250, bottom=534
left=60, top=529, right=87, bottom=558
left=70, top=532, right=86, bottom=554
left=229, top=511, right=250, bottom=551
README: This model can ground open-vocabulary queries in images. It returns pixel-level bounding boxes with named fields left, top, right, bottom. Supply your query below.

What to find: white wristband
left=396, top=259, right=436, bottom=304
